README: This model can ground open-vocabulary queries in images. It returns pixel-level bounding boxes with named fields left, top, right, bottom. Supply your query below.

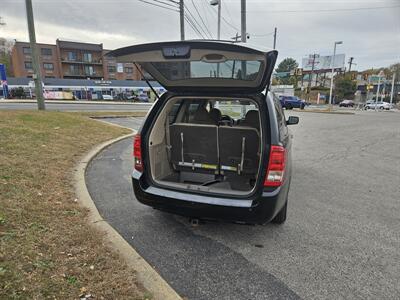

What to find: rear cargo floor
left=160, top=172, right=254, bottom=192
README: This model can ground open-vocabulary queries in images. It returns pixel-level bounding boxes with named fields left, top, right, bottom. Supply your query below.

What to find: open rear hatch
left=108, top=41, right=278, bottom=196
left=106, top=40, right=277, bottom=94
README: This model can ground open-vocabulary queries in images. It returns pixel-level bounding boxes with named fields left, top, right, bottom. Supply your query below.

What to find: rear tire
left=271, top=201, right=287, bottom=224
left=286, top=104, right=293, bottom=110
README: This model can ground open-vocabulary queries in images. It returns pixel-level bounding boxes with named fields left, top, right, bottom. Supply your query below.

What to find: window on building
left=23, top=47, right=32, bottom=54
left=41, top=48, right=52, bottom=56
left=69, top=65, right=80, bottom=75
left=24, top=61, right=33, bottom=69
left=67, top=51, right=77, bottom=61
left=84, top=65, right=94, bottom=76
left=83, top=53, right=92, bottom=63
left=124, top=67, right=133, bottom=73
left=108, top=65, right=116, bottom=73
left=43, top=63, right=54, bottom=70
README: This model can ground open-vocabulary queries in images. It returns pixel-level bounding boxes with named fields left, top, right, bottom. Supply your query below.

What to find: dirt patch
left=0, top=111, right=147, bottom=299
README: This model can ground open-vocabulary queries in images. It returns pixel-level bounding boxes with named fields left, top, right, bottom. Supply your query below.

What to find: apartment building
left=103, top=50, right=139, bottom=80
left=11, top=42, right=61, bottom=78
left=10, top=40, right=142, bottom=81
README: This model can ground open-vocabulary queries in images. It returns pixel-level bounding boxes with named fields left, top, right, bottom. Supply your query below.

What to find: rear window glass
left=151, top=60, right=262, bottom=81
left=213, top=100, right=257, bottom=119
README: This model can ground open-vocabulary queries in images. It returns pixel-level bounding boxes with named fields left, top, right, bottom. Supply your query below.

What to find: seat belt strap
left=180, top=132, right=184, bottom=164
left=239, top=137, right=246, bottom=175
left=165, top=116, right=171, bottom=160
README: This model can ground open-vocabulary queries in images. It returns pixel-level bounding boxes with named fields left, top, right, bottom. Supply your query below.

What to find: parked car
left=101, top=94, right=113, bottom=100
left=127, top=93, right=149, bottom=102
left=364, top=101, right=392, bottom=110
left=107, top=41, right=299, bottom=225
left=279, top=95, right=305, bottom=110
left=339, top=100, right=354, bottom=107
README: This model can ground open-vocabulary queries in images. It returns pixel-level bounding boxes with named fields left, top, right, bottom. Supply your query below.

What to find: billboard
left=302, top=54, right=345, bottom=72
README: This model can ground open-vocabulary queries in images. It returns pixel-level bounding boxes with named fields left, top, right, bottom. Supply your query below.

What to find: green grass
left=0, top=111, right=146, bottom=299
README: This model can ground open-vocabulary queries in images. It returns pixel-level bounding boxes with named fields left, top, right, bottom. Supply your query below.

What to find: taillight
left=133, top=134, right=143, bottom=172
left=264, top=145, right=286, bottom=187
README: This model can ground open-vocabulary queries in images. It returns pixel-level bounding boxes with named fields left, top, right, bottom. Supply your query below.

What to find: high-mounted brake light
left=133, top=134, right=143, bottom=172
left=264, top=145, right=286, bottom=187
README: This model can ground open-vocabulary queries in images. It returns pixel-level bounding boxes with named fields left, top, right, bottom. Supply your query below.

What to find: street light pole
left=25, top=0, right=45, bottom=110
left=328, top=41, right=342, bottom=110
left=210, top=0, right=221, bottom=40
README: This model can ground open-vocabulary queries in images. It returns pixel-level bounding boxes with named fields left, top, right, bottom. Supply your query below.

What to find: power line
left=184, top=3, right=211, bottom=39
left=247, top=5, right=400, bottom=14
left=150, top=0, right=178, bottom=9
left=184, top=14, right=206, bottom=39
left=224, top=1, right=240, bottom=31
left=138, top=0, right=179, bottom=12
left=190, top=0, right=213, bottom=39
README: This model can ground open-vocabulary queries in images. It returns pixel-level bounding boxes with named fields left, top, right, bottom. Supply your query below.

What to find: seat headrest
left=209, top=108, right=222, bottom=124
left=244, top=110, right=259, bottom=129
left=193, top=107, right=214, bottom=124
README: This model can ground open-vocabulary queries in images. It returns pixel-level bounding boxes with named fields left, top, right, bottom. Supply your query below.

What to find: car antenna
left=133, top=62, right=160, bottom=101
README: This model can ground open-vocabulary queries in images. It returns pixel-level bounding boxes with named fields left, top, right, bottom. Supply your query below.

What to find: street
left=86, top=111, right=400, bottom=300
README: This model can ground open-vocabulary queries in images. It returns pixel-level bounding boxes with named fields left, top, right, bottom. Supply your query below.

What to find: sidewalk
left=1, top=99, right=152, bottom=105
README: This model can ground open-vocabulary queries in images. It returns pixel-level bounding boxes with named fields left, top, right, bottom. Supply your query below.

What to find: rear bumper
left=131, top=172, right=288, bottom=224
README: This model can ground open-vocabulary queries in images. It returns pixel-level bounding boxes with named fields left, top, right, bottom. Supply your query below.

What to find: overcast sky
left=0, top=0, right=399, bottom=70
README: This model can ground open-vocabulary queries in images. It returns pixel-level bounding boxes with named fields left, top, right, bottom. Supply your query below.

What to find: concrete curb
left=74, top=132, right=182, bottom=300
left=293, top=109, right=355, bottom=115
left=90, top=113, right=147, bottom=119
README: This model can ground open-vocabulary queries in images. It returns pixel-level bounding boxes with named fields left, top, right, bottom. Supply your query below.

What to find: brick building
left=10, top=39, right=142, bottom=81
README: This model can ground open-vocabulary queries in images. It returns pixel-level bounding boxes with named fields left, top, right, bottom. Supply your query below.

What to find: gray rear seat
left=169, top=123, right=219, bottom=174
left=218, top=126, right=260, bottom=176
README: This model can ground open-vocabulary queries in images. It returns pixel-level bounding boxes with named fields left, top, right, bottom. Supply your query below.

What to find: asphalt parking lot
left=86, top=111, right=400, bottom=300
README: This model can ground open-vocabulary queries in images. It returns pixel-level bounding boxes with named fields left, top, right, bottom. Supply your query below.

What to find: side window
left=273, top=94, right=288, bottom=139
left=168, top=101, right=182, bottom=124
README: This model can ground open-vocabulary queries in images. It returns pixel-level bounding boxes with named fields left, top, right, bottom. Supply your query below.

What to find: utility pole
left=348, top=57, right=355, bottom=72
left=273, top=27, right=277, bottom=49
left=179, top=0, right=185, bottom=41
left=390, top=72, right=395, bottom=107
left=241, top=0, right=246, bottom=115
left=25, top=0, right=45, bottom=110
left=241, top=0, right=246, bottom=43
left=217, top=0, right=221, bottom=40
left=307, top=54, right=317, bottom=101
left=375, top=70, right=384, bottom=111
left=328, top=41, right=343, bottom=109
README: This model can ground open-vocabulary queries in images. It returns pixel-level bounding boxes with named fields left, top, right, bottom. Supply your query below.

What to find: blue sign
left=0, top=64, right=9, bottom=98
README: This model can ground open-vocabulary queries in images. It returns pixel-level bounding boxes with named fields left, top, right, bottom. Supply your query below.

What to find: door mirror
left=286, top=116, right=299, bottom=125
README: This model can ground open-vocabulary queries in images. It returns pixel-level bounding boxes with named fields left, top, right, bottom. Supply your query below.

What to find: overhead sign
left=94, top=80, right=112, bottom=86
left=302, top=54, right=345, bottom=72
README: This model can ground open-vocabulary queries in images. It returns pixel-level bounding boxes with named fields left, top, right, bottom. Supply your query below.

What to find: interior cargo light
left=264, top=145, right=286, bottom=187
left=133, top=134, right=143, bottom=172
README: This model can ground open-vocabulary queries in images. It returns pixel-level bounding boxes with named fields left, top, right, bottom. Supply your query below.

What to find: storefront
left=5, top=77, right=165, bottom=102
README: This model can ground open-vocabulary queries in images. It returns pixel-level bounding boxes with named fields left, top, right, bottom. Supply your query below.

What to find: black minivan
left=107, top=41, right=299, bottom=224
